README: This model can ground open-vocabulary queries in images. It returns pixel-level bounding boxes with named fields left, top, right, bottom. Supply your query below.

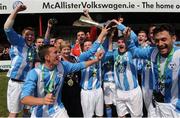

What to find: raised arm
left=4, top=4, right=26, bottom=30
left=44, top=19, right=53, bottom=45
left=83, top=9, right=93, bottom=21
left=79, top=26, right=110, bottom=61
left=4, top=4, right=27, bottom=45
left=63, top=50, right=104, bottom=75
left=123, top=27, right=154, bottom=60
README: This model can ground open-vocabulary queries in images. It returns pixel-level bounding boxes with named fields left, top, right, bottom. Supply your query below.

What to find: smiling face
left=83, top=41, right=92, bottom=52
left=138, top=32, right=147, bottom=46
left=50, top=38, right=55, bottom=45
left=54, top=38, right=63, bottom=50
left=35, top=37, right=44, bottom=48
left=22, top=29, right=35, bottom=45
left=117, top=38, right=126, bottom=53
left=61, top=47, right=71, bottom=58
left=148, top=26, right=156, bottom=44
left=154, top=31, right=175, bottom=57
left=45, top=47, right=60, bottom=66
left=77, top=31, right=86, bottom=44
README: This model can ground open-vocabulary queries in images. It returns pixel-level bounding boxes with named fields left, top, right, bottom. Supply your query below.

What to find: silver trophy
left=73, top=15, right=103, bottom=29
left=73, top=15, right=117, bottom=29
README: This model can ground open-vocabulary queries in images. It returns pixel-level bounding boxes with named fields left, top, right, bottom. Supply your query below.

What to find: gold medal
left=67, top=79, right=74, bottom=86
left=92, top=68, right=97, bottom=77
left=93, top=73, right=97, bottom=77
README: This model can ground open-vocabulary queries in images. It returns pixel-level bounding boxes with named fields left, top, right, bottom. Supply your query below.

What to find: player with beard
left=118, top=22, right=180, bottom=117
left=4, top=4, right=36, bottom=117
left=71, top=31, right=87, bottom=56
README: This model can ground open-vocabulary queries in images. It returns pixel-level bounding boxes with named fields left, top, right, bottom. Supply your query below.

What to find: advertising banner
left=1, top=0, right=180, bottom=14
left=0, top=60, right=11, bottom=70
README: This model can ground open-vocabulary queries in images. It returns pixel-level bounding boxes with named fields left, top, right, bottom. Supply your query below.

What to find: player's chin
left=159, top=48, right=168, bottom=56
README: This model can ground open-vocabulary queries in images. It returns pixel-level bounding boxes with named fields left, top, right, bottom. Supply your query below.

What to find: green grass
left=0, top=71, right=9, bottom=117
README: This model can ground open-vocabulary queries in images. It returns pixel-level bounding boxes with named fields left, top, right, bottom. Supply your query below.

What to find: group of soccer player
left=4, top=3, right=180, bottom=118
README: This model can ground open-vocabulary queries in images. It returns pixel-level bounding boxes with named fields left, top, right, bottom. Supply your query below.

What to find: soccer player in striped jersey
left=78, top=27, right=113, bottom=117
left=102, top=30, right=116, bottom=117
left=136, top=30, right=155, bottom=111
left=112, top=36, right=143, bottom=117
left=20, top=44, right=104, bottom=117
left=104, top=19, right=143, bottom=117
left=4, top=4, right=36, bottom=117
left=123, top=23, right=180, bottom=117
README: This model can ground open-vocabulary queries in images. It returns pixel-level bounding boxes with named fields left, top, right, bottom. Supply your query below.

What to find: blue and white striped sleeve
left=117, top=24, right=138, bottom=46
left=79, top=40, right=101, bottom=61
left=4, top=28, right=25, bottom=46
left=21, top=69, right=38, bottom=99
left=61, top=61, right=86, bottom=75
left=176, top=68, right=180, bottom=112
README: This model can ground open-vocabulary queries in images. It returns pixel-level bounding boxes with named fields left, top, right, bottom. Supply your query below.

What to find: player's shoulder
left=173, top=46, right=180, bottom=58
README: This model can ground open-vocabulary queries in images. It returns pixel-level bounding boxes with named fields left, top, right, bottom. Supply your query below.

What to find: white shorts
left=31, top=107, right=69, bottom=118
left=142, top=86, right=153, bottom=110
left=116, top=86, right=143, bottom=117
left=81, top=88, right=104, bottom=117
left=7, top=79, right=24, bottom=113
left=103, top=81, right=116, bottom=105
left=148, top=101, right=180, bottom=117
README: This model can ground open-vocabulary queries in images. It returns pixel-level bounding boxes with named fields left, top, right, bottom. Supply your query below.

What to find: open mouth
left=56, top=57, right=60, bottom=61
left=26, top=38, right=34, bottom=42
left=138, top=39, right=143, bottom=42
left=119, top=46, right=124, bottom=49
left=158, top=45, right=167, bottom=51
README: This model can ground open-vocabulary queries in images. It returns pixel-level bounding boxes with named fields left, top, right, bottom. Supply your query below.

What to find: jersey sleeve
left=21, top=69, right=38, bottom=99
left=79, top=40, right=101, bottom=61
left=61, top=61, right=86, bottom=75
left=4, top=28, right=25, bottom=46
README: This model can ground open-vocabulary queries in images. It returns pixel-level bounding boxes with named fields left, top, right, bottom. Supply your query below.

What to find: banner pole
left=39, top=15, right=43, bottom=36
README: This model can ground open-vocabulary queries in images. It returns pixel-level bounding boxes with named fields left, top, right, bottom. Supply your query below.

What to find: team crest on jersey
left=145, top=60, right=151, bottom=69
left=168, top=61, right=178, bottom=71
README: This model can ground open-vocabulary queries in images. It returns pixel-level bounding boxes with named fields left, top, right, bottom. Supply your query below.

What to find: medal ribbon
left=27, top=47, right=34, bottom=62
left=114, top=52, right=127, bottom=90
left=41, top=64, right=55, bottom=94
left=157, top=48, right=174, bottom=82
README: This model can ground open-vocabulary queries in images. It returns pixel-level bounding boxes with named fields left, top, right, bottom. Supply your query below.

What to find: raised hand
left=123, top=27, right=131, bottom=40
left=83, top=9, right=93, bottom=21
left=110, top=19, right=120, bottom=25
left=83, top=9, right=89, bottom=16
left=109, top=29, right=116, bottom=39
left=100, top=26, right=111, bottom=37
left=95, top=50, right=104, bottom=60
left=47, top=19, right=53, bottom=28
left=15, top=4, right=27, bottom=12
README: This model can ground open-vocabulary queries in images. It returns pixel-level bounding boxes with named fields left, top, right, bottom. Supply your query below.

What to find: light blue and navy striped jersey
left=128, top=37, right=180, bottom=112
left=102, top=58, right=114, bottom=82
left=79, top=40, right=112, bottom=90
left=78, top=40, right=101, bottom=61
left=101, top=38, right=115, bottom=82
left=4, top=28, right=36, bottom=81
left=78, top=40, right=102, bottom=90
left=113, top=49, right=139, bottom=91
left=80, top=59, right=102, bottom=90
left=135, top=45, right=155, bottom=90
left=141, top=59, right=155, bottom=90
left=80, top=51, right=112, bottom=90
left=21, top=61, right=86, bottom=117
